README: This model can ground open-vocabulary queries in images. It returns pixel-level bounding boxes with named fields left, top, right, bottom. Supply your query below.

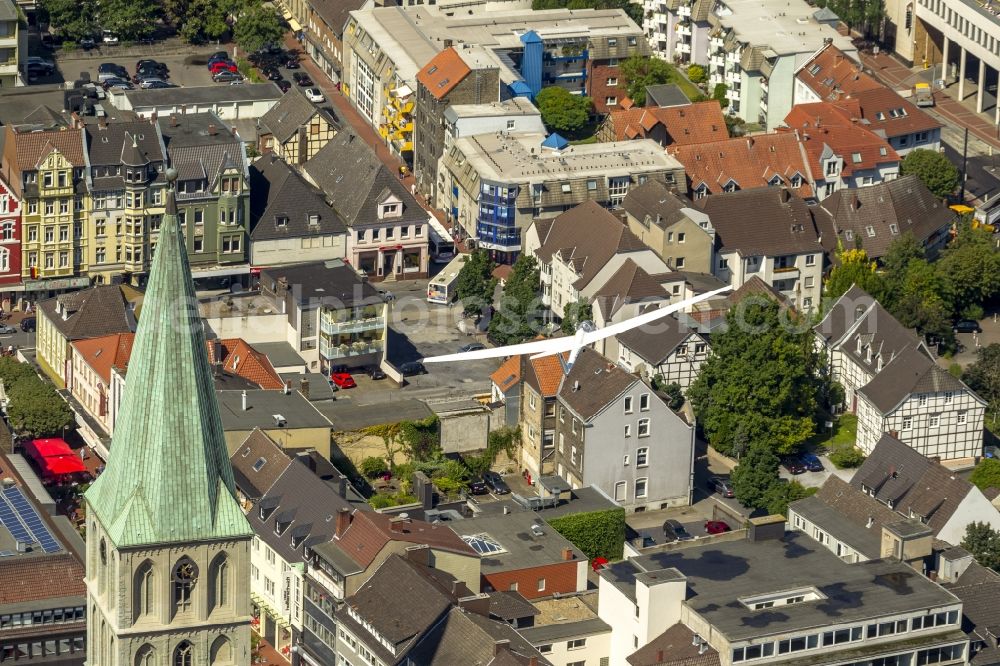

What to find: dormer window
left=275, top=216, right=288, bottom=227
left=275, top=518, right=290, bottom=535
left=291, top=533, right=305, bottom=549
left=308, top=214, right=320, bottom=226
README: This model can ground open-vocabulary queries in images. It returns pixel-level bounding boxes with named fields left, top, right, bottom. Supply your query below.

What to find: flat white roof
left=715, top=0, right=854, bottom=56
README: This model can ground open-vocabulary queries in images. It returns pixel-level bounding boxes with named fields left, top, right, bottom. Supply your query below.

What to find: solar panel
left=0, top=492, right=32, bottom=545
left=3, top=488, right=61, bottom=553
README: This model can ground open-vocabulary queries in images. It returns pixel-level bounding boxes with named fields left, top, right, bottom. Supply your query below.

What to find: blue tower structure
left=519, top=30, right=544, bottom=99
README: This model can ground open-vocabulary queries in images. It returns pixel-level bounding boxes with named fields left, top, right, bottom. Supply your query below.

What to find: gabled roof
left=534, top=201, right=649, bottom=291
left=491, top=356, right=521, bottom=393
left=407, top=606, right=551, bottom=666
left=38, top=285, right=138, bottom=342
left=249, top=155, right=346, bottom=241
left=796, top=43, right=883, bottom=98
left=858, top=345, right=976, bottom=413
left=628, top=622, right=721, bottom=666
left=697, top=187, right=832, bottom=257
left=259, top=87, right=328, bottom=143
left=334, top=509, right=476, bottom=569
left=309, top=0, right=366, bottom=37
left=304, top=130, right=427, bottom=228
left=208, top=338, right=285, bottom=390
left=85, top=121, right=164, bottom=169
left=488, top=590, right=539, bottom=622
left=229, top=428, right=294, bottom=500
left=943, top=561, right=1000, bottom=664
left=622, top=180, right=702, bottom=231
left=71, top=332, right=135, bottom=384
left=814, top=286, right=924, bottom=369
left=0, top=553, right=85, bottom=605
left=669, top=132, right=813, bottom=198
left=5, top=126, right=87, bottom=172
left=851, top=434, right=975, bottom=532
left=617, top=314, right=702, bottom=366
left=592, top=259, right=669, bottom=317
left=558, top=347, right=639, bottom=421
left=416, top=48, right=472, bottom=100
left=784, top=104, right=899, bottom=176
left=645, top=84, right=691, bottom=108
left=820, top=174, right=955, bottom=259
left=523, top=353, right=567, bottom=397
left=608, top=101, right=728, bottom=145
left=156, top=113, right=248, bottom=191
left=22, top=105, right=70, bottom=130
left=84, top=184, right=252, bottom=548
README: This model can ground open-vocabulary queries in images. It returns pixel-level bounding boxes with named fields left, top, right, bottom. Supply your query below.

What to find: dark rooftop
left=259, top=260, right=382, bottom=308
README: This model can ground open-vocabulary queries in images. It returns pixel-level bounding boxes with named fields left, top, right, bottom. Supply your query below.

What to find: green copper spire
left=85, top=171, right=251, bottom=548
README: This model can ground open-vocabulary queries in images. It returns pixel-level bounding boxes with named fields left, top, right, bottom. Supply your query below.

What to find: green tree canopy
left=730, top=443, right=780, bottom=509
left=764, top=481, right=816, bottom=517
left=560, top=300, right=593, bottom=334
left=177, top=0, right=232, bottom=43
left=964, top=344, right=1000, bottom=409
left=232, top=2, right=284, bottom=54
left=535, top=87, right=592, bottom=135
left=970, top=458, right=1000, bottom=494
left=455, top=250, right=497, bottom=315
left=688, top=298, right=821, bottom=456
left=489, top=255, right=542, bottom=345
left=40, top=0, right=97, bottom=41
left=937, top=219, right=1000, bottom=317
left=712, top=83, right=729, bottom=109
left=7, top=377, right=74, bottom=437
left=901, top=149, right=959, bottom=199
left=687, top=64, right=707, bottom=84
left=619, top=55, right=673, bottom=106
left=99, top=0, right=159, bottom=40
left=962, top=521, right=1000, bottom=571
left=824, top=245, right=881, bottom=299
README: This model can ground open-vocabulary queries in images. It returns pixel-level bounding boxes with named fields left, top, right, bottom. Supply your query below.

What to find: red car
left=329, top=372, right=356, bottom=389
left=705, top=520, right=731, bottom=535
left=209, top=61, right=238, bottom=74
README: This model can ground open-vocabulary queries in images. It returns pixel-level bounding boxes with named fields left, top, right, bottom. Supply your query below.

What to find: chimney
left=389, top=515, right=412, bottom=532
left=300, top=378, right=310, bottom=399
left=335, top=508, right=351, bottom=537
left=208, top=123, right=217, bottom=135
left=337, top=475, right=348, bottom=499
left=656, top=650, right=664, bottom=662
left=284, top=380, right=292, bottom=395
left=458, top=594, right=491, bottom=617
left=561, top=547, right=574, bottom=561
left=169, top=114, right=178, bottom=127
left=241, top=390, right=248, bottom=411
left=493, top=640, right=511, bottom=656
left=746, top=137, right=754, bottom=149
left=529, top=658, right=538, bottom=666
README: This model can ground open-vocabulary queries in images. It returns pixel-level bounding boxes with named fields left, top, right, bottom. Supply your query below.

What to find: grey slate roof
left=259, top=260, right=381, bottom=307
left=408, top=607, right=551, bottom=666
left=86, top=120, right=167, bottom=189
left=622, top=180, right=696, bottom=230
left=944, top=562, right=1000, bottom=666
left=627, top=622, right=721, bottom=666
left=858, top=345, right=972, bottom=413
left=22, top=106, right=69, bottom=130
left=259, top=87, right=331, bottom=144
left=644, top=84, right=691, bottom=108
left=851, top=433, right=975, bottom=533
left=246, top=447, right=352, bottom=564
left=38, top=286, right=138, bottom=341
left=303, top=130, right=427, bottom=228
left=229, top=429, right=294, bottom=500
left=593, top=260, right=670, bottom=317
left=455, top=510, right=584, bottom=573
left=156, top=113, right=248, bottom=194
left=558, top=347, right=642, bottom=421
left=488, top=590, right=539, bottom=622
left=84, top=185, right=252, bottom=547
left=698, top=188, right=833, bottom=257
left=249, top=155, right=346, bottom=241
left=820, top=175, right=956, bottom=259
left=616, top=314, right=703, bottom=366
left=600, top=531, right=961, bottom=643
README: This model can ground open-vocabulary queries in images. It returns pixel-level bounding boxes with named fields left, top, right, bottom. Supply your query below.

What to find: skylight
left=462, top=533, right=506, bottom=555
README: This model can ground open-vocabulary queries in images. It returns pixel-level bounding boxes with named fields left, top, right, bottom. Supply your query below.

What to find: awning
left=189, top=265, right=252, bottom=279
left=25, top=438, right=88, bottom=478
left=288, top=18, right=302, bottom=32
left=392, top=84, right=414, bottom=98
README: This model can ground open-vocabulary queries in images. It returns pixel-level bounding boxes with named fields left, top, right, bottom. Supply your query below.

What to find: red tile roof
left=212, top=338, right=285, bottom=390
left=0, top=554, right=85, bottom=604
left=669, top=133, right=813, bottom=198
left=607, top=101, right=728, bottom=145
left=416, top=48, right=472, bottom=100
left=529, top=354, right=566, bottom=397
left=784, top=104, right=899, bottom=176
left=72, top=333, right=135, bottom=384
left=491, top=356, right=521, bottom=393
left=796, top=44, right=882, bottom=97
left=335, top=510, right=476, bottom=568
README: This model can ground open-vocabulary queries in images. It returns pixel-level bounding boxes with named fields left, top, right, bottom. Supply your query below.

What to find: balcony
left=0, top=59, right=16, bottom=75
left=678, top=4, right=691, bottom=16
left=0, top=35, right=16, bottom=49
left=320, top=314, right=384, bottom=336
left=320, top=338, right=384, bottom=360
left=772, top=265, right=798, bottom=276
left=677, top=24, right=691, bottom=36
left=675, top=42, right=692, bottom=54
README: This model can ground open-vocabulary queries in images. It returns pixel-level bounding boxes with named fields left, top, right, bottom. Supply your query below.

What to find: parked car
left=800, top=452, right=824, bottom=472
left=367, top=366, right=386, bottom=380
left=25, top=57, right=55, bottom=74
left=212, top=71, right=242, bottom=84
left=378, top=289, right=395, bottom=302
left=329, top=372, right=356, bottom=389
left=286, top=57, right=300, bottom=69
left=80, top=37, right=96, bottom=50
left=482, top=471, right=510, bottom=495
left=276, top=79, right=291, bottom=93
left=468, top=477, right=488, bottom=495
left=0, top=325, right=16, bottom=335
left=136, top=59, right=168, bottom=74
left=101, top=77, right=133, bottom=90
left=138, top=78, right=170, bottom=89
left=704, top=520, right=731, bottom=535
left=707, top=476, right=735, bottom=498
left=97, top=63, right=129, bottom=83
left=663, top=519, right=693, bottom=542
left=209, top=61, right=238, bottom=74
left=304, top=87, right=325, bottom=103
left=329, top=364, right=348, bottom=374
left=954, top=319, right=982, bottom=334
left=400, top=361, right=426, bottom=376
left=458, top=342, right=486, bottom=353
left=263, top=68, right=283, bottom=81
left=782, top=457, right=807, bottom=475
left=292, top=72, right=313, bottom=86
left=207, top=51, right=229, bottom=64
left=20, top=318, right=36, bottom=333
left=102, top=30, right=119, bottom=44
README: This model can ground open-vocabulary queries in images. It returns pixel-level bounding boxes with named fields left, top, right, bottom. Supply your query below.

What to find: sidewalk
left=859, top=51, right=1000, bottom=151
left=283, top=34, right=448, bottom=226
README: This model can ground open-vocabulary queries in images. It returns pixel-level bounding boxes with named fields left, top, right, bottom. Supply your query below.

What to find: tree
left=962, top=522, right=1000, bottom=571
left=764, top=481, right=816, bottom=517
left=688, top=298, right=821, bottom=456
left=98, top=0, right=159, bottom=40
left=535, top=87, right=592, bottom=135
left=178, top=0, right=231, bottom=43
left=970, top=459, right=1000, bottom=493
left=489, top=255, right=543, bottom=345
left=829, top=444, right=865, bottom=468
left=901, top=149, right=959, bottom=199
left=965, top=344, right=1000, bottom=423
left=824, top=245, right=881, bottom=299
left=6, top=377, right=74, bottom=437
left=937, top=220, right=1000, bottom=319
left=730, top=443, right=780, bottom=510
left=41, top=0, right=97, bottom=41
left=654, top=379, right=685, bottom=410
left=712, top=83, right=729, bottom=109
left=619, top=55, right=673, bottom=106
left=232, top=2, right=284, bottom=54
left=560, top=300, right=593, bottom=334
left=455, top=250, right=496, bottom=315
left=687, top=64, right=707, bottom=84
left=359, top=456, right=388, bottom=478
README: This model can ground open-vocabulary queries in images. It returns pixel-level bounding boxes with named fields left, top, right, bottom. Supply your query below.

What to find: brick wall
left=481, top=559, right=580, bottom=600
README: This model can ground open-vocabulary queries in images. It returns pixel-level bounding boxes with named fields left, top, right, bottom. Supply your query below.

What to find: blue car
left=800, top=453, right=824, bottom=472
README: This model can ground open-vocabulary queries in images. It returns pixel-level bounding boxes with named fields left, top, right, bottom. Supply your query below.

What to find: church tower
left=84, top=171, right=253, bottom=666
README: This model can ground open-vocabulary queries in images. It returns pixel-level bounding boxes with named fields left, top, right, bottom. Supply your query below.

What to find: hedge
left=548, top=507, right=626, bottom=562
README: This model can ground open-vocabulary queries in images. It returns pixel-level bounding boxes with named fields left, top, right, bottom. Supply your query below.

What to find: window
left=944, top=391, right=953, bottom=404
left=826, top=161, right=838, bottom=176
left=193, top=238, right=203, bottom=253
left=172, top=559, right=197, bottom=613
left=173, top=642, right=193, bottom=666
left=867, top=620, right=907, bottom=638
left=508, top=582, right=518, bottom=591
left=929, top=415, right=940, bottom=428
left=733, top=643, right=775, bottom=662
left=606, top=77, right=618, bottom=85
left=822, top=627, right=863, bottom=646
left=639, top=393, right=650, bottom=411
left=677, top=232, right=686, bottom=243
left=624, top=425, right=631, bottom=438
left=778, top=635, right=820, bottom=654
left=636, top=447, right=648, bottom=467
left=43, top=172, right=53, bottom=188
left=805, top=254, right=815, bottom=266
left=958, top=411, right=967, bottom=424
left=0, top=222, right=13, bottom=241
left=570, top=446, right=577, bottom=465
left=675, top=258, right=685, bottom=269
left=916, top=645, right=965, bottom=665
left=587, top=179, right=597, bottom=191
left=605, top=96, right=618, bottom=106
left=539, top=645, right=552, bottom=654
left=918, top=394, right=927, bottom=406
left=911, top=611, right=958, bottom=631
left=537, top=578, right=546, bottom=592
left=866, top=225, right=876, bottom=237
left=568, top=639, right=587, bottom=650
left=561, top=182, right=572, bottom=193
left=637, top=419, right=650, bottom=437
left=607, top=37, right=617, bottom=46
left=624, top=396, right=633, bottom=413
left=902, top=417, right=912, bottom=430
left=635, top=477, right=648, bottom=498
